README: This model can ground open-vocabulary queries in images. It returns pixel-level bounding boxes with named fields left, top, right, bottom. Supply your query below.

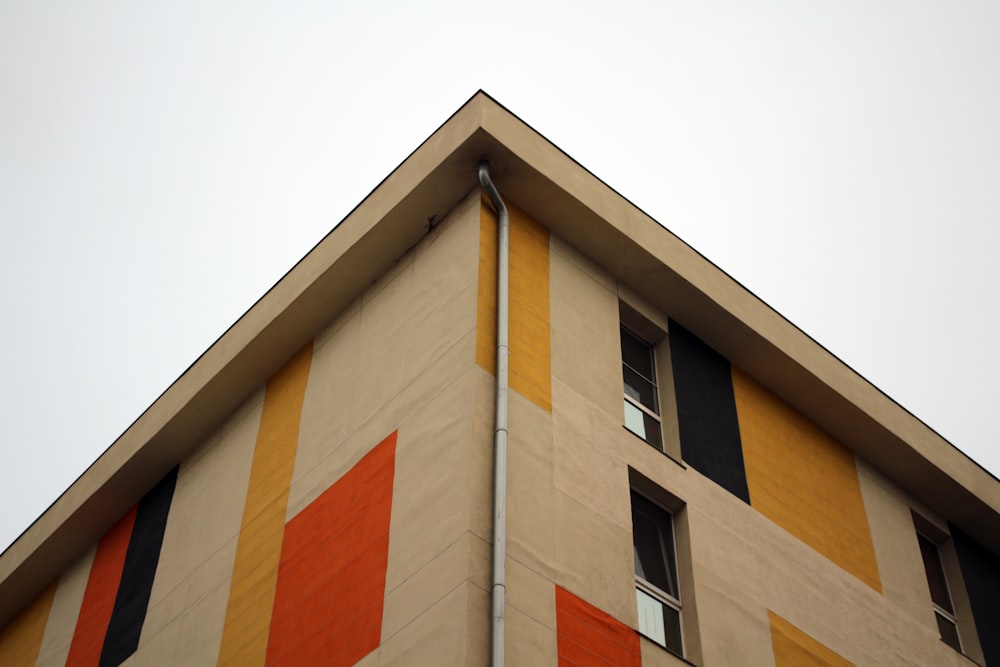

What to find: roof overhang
left=2, top=91, right=998, bottom=626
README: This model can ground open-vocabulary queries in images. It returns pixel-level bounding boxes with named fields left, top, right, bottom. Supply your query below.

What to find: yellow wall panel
left=768, top=611, right=854, bottom=667
left=477, top=195, right=551, bottom=412
left=217, top=343, right=313, bottom=667
left=0, top=580, right=57, bottom=667
left=734, top=368, right=882, bottom=592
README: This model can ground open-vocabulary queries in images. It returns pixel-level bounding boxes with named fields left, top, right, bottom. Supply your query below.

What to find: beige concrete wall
left=542, top=226, right=984, bottom=666
left=9, top=189, right=487, bottom=667
left=34, top=547, right=93, bottom=667
left=11, top=182, right=990, bottom=666
left=132, top=391, right=263, bottom=665
left=290, top=189, right=485, bottom=665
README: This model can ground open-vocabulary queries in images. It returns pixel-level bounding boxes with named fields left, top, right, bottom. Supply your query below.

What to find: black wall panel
left=668, top=321, right=750, bottom=504
left=100, top=467, right=179, bottom=667
left=951, top=525, right=1000, bottom=665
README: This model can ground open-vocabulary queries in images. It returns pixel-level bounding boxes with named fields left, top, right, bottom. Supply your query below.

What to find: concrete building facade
left=2, top=92, right=999, bottom=666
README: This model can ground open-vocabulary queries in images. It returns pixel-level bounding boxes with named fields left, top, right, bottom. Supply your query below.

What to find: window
left=631, top=489, right=683, bottom=656
left=917, top=532, right=962, bottom=652
left=622, top=326, right=662, bottom=450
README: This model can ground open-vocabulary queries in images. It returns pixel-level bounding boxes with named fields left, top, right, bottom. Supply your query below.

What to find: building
left=1, top=91, right=999, bottom=666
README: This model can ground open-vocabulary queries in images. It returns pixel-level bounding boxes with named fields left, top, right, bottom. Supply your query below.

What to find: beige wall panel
left=123, top=613, right=180, bottom=667
left=404, top=191, right=479, bottom=388
left=352, top=256, right=415, bottom=430
left=552, top=378, right=632, bottom=531
left=352, top=650, right=379, bottom=667
left=856, top=459, right=929, bottom=624
left=138, top=536, right=238, bottom=663
left=506, top=605, right=556, bottom=666
left=549, top=236, right=621, bottom=417
left=640, top=637, right=695, bottom=667
left=379, top=582, right=473, bottom=666
left=550, top=233, right=616, bottom=292
left=467, top=532, right=491, bottom=593
left=465, top=583, right=490, bottom=666
left=620, top=427, right=692, bottom=506
left=140, top=396, right=261, bottom=650
left=692, top=570, right=775, bottom=667
left=505, top=391, right=556, bottom=579
left=469, top=369, right=497, bottom=543
left=505, top=555, right=556, bottom=631
left=289, top=327, right=476, bottom=520
left=293, top=305, right=362, bottom=489
left=382, top=532, right=472, bottom=641
left=385, top=369, right=476, bottom=592
left=553, top=490, right=635, bottom=625
left=35, top=546, right=95, bottom=667
left=173, top=577, right=235, bottom=666
left=293, top=201, right=479, bottom=519
left=686, top=474, right=964, bottom=666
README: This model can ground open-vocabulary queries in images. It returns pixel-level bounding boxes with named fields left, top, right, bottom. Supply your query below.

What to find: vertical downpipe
left=479, top=160, right=508, bottom=667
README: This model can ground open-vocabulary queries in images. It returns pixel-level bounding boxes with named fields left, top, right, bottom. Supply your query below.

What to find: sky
left=1, top=1, right=998, bottom=553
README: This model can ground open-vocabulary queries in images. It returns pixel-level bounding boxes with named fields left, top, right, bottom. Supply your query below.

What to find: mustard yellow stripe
left=768, top=610, right=854, bottom=667
left=217, top=343, right=313, bottom=667
left=0, top=580, right=57, bottom=667
left=734, top=368, right=882, bottom=592
left=477, top=195, right=551, bottom=412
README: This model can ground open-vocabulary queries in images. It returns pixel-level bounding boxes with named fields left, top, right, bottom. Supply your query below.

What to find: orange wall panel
left=265, top=431, right=396, bottom=667
left=768, top=610, right=854, bottom=667
left=555, top=585, right=641, bottom=667
left=66, top=506, right=137, bottom=667
left=0, top=580, right=57, bottom=667
left=477, top=195, right=552, bottom=412
left=217, top=343, right=313, bottom=667
left=733, top=368, right=882, bottom=592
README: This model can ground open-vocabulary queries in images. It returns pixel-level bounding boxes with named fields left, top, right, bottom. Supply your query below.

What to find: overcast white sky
left=2, top=1, right=998, bottom=553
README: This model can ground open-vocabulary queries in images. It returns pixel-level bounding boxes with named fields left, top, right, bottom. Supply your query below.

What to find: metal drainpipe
left=479, top=160, right=508, bottom=667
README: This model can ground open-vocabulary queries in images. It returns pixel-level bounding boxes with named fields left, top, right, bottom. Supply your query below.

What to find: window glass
left=621, top=328, right=655, bottom=380
left=624, top=401, right=662, bottom=447
left=631, top=490, right=683, bottom=656
left=918, top=534, right=953, bottom=613
left=623, top=367, right=657, bottom=412
left=631, top=492, right=678, bottom=597
left=637, top=588, right=682, bottom=653
left=916, top=531, right=962, bottom=652
left=621, top=326, right=663, bottom=450
left=935, top=612, right=962, bottom=652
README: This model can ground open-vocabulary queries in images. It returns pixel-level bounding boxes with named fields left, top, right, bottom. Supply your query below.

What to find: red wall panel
left=555, top=586, right=641, bottom=667
left=66, top=507, right=137, bottom=667
left=265, top=431, right=397, bottom=667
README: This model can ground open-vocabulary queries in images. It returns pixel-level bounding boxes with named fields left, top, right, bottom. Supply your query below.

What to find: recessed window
left=631, top=489, right=683, bottom=656
left=622, top=327, right=662, bottom=450
left=917, top=532, right=962, bottom=652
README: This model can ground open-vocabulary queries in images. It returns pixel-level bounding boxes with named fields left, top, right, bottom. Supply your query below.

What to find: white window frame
left=916, top=530, right=963, bottom=652
left=631, top=489, right=684, bottom=657
left=621, top=326, right=663, bottom=450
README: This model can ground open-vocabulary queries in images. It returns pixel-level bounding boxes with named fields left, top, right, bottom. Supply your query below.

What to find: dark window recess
left=917, top=533, right=961, bottom=653
left=951, top=525, right=1000, bottom=665
left=631, top=490, right=683, bottom=656
left=621, top=327, right=663, bottom=449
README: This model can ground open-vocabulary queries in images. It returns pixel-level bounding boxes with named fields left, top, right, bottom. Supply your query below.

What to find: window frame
left=916, top=530, right=963, bottom=652
left=909, top=508, right=985, bottom=663
left=631, top=488, right=684, bottom=657
left=621, top=325, right=664, bottom=451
